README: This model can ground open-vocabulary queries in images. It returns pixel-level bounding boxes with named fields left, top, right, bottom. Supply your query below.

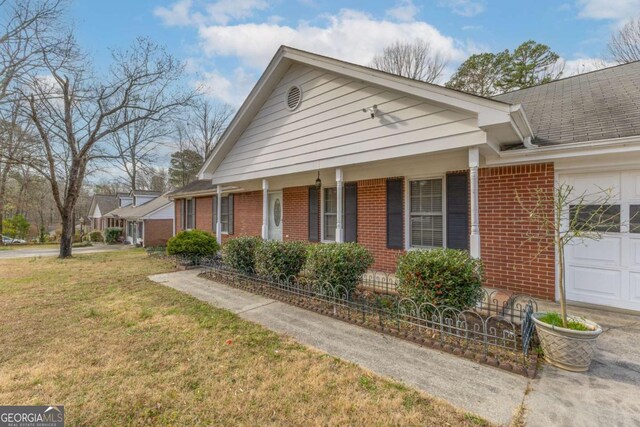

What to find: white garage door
left=562, top=171, right=640, bottom=312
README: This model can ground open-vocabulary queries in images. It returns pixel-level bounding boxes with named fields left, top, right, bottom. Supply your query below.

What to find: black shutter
left=446, top=173, right=469, bottom=250
left=182, top=199, right=187, bottom=230
left=212, top=196, right=217, bottom=232
left=308, top=186, right=319, bottom=242
left=193, top=198, right=197, bottom=229
left=386, top=178, right=403, bottom=249
left=228, top=194, right=234, bottom=235
left=344, top=182, right=357, bottom=242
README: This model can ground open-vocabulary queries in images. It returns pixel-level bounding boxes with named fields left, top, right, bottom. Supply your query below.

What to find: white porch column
left=335, top=168, right=344, bottom=243
left=469, top=147, right=481, bottom=258
left=261, top=179, right=269, bottom=240
left=216, top=184, right=222, bottom=244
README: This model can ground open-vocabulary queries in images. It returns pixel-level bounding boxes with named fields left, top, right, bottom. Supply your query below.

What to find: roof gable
left=199, top=46, right=530, bottom=182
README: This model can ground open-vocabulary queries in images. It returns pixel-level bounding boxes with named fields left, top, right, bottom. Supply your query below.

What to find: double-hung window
left=409, top=179, right=443, bottom=248
left=323, top=188, right=337, bottom=241
left=185, top=199, right=195, bottom=229
left=213, top=195, right=234, bottom=234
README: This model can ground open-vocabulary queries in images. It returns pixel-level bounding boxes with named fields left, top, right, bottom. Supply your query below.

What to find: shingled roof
left=89, top=194, right=118, bottom=217
left=493, top=61, right=640, bottom=145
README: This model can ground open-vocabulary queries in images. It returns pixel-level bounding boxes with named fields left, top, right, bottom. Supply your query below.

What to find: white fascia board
left=211, top=130, right=486, bottom=185
left=285, top=49, right=513, bottom=126
left=485, top=135, right=640, bottom=166
left=199, top=46, right=519, bottom=181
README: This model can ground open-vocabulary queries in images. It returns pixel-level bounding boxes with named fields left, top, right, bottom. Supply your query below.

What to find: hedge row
left=165, top=230, right=484, bottom=309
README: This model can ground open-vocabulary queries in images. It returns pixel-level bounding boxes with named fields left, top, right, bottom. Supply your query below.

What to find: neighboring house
left=104, top=191, right=174, bottom=247
left=169, top=45, right=640, bottom=312
left=87, top=194, right=121, bottom=231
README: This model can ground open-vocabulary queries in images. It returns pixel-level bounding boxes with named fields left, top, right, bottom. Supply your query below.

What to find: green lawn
left=0, top=250, right=490, bottom=426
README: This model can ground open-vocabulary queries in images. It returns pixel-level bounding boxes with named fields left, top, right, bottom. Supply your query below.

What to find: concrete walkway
left=0, top=244, right=132, bottom=259
left=149, top=270, right=640, bottom=427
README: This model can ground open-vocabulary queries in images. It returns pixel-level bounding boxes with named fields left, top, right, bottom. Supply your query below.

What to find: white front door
left=562, top=171, right=640, bottom=311
left=268, top=191, right=283, bottom=241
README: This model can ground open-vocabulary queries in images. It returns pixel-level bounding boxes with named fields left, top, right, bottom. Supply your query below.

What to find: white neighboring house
left=104, top=191, right=174, bottom=247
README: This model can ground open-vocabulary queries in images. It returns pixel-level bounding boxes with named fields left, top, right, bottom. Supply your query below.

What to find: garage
left=562, top=170, right=640, bottom=312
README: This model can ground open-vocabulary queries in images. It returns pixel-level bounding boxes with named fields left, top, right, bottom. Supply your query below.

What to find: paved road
left=0, top=244, right=132, bottom=259
left=149, top=270, right=640, bottom=427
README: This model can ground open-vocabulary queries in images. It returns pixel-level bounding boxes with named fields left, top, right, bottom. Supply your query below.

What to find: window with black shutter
left=308, top=187, right=319, bottom=242
left=344, top=182, right=357, bottom=242
left=386, top=178, right=403, bottom=249
left=446, top=173, right=469, bottom=250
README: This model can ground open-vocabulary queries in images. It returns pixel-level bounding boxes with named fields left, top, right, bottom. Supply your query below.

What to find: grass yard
left=0, top=250, right=490, bottom=426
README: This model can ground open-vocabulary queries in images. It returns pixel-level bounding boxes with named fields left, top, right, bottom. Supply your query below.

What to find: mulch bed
left=199, top=268, right=539, bottom=378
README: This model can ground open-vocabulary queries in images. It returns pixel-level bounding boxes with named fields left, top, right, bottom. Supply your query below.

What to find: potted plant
left=520, top=183, right=617, bottom=372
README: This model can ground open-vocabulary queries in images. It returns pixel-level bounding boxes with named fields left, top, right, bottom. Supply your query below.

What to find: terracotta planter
left=532, top=313, right=602, bottom=372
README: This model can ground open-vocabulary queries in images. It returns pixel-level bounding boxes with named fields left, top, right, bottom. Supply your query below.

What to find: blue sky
left=69, top=0, right=638, bottom=108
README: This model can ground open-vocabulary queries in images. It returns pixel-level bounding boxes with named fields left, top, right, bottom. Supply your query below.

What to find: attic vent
left=286, top=85, right=302, bottom=110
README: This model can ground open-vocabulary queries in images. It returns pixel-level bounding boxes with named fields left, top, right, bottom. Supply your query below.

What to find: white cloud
left=439, top=0, right=485, bottom=17
left=576, top=0, right=640, bottom=21
left=205, top=0, right=270, bottom=25
left=385, top=0, right=420, bottom=23
left=198, top=9, right=466, bottom=70
left=562, top=57, right=615, bottom=75
left=154, top=0, right=270, bottom=26
left=153, top=0, right=199, bottom=26
left=195, top=67, right=258, bottom=106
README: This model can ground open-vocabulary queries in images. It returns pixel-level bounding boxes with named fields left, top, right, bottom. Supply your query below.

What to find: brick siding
left=478, top=163, right=555, bottom=300
left=195, top=197, right=213, bottom=232
left=143, top=219, right=173, bottom=247
left=283, top=186, right=311, bottom=241
left=356, top=178, right=405, bottom=272
left=229, top=191, right=262, bottom=242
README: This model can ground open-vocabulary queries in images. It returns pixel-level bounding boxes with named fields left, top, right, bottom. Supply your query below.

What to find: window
left=323, top=188, right=337, bottom=241
left=221, top=196, right=230, bottom=233
left=569, top=204, right=620, bottom=233
left=185, top=199, right=195, bottom=229
left=213, top=195, right=234, bottom=234
left=409, top=179, right=443, bottom=248
left=631, top=205, right=640, bottom=234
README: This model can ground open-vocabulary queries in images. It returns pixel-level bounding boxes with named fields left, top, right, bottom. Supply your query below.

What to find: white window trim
left=219, top=195, right=230, bottom=235
left=404, top=175, right=447, bottom=251
left=320, top=186, right=336, bottom=243
left=184, top=198, right=195, bottom=231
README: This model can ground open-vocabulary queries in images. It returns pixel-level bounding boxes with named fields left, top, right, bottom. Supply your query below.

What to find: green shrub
left=395, top=249, right=484, bottom=309
left=304, top=242, right=374, bottom=294
left=166, top=230, right=219, bottom=258
left=255, top=240, right=307, bottom=279
left=104, top=227, right=122, bottom=244
left=222, top=236, right=262, bottom=274
left=89, top=231, right=104, bottom=242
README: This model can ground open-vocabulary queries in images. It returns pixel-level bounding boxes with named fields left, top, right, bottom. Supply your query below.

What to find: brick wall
left=283, top=186, right=311, bottom=241
left=195, top=196, right=213, bottom=232
left=143, top=219, right=173, bottom=247
left=228, top=191, right=262, bottom=242
left=356, top=178, right=405, bottom=272
left=478, top=163, right=555, bottom=300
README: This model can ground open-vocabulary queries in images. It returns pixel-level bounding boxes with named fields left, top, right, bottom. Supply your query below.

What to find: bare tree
left=0, top=98, right=36, bottom=239
left=106, top=107, right=173, bottom=191
left=0, top=0, right=62, bottom=104
left=183, top=99, right=234, bottom=160
left=609, top=17, right=640, bottom=63
left=22, top=36, right=194, bottom=257
left=519, top=184, right=617, bottom=327
left=370, top=39, right=448, bottom=83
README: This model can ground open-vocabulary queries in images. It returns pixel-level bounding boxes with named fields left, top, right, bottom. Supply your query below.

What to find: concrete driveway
left=0, top=244, right=132, bottom=259
left=149, top=270, right=640, bottom=427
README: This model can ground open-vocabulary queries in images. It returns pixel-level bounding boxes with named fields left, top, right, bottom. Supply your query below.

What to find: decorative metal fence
left=190, top=259, right=538, bottom=375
